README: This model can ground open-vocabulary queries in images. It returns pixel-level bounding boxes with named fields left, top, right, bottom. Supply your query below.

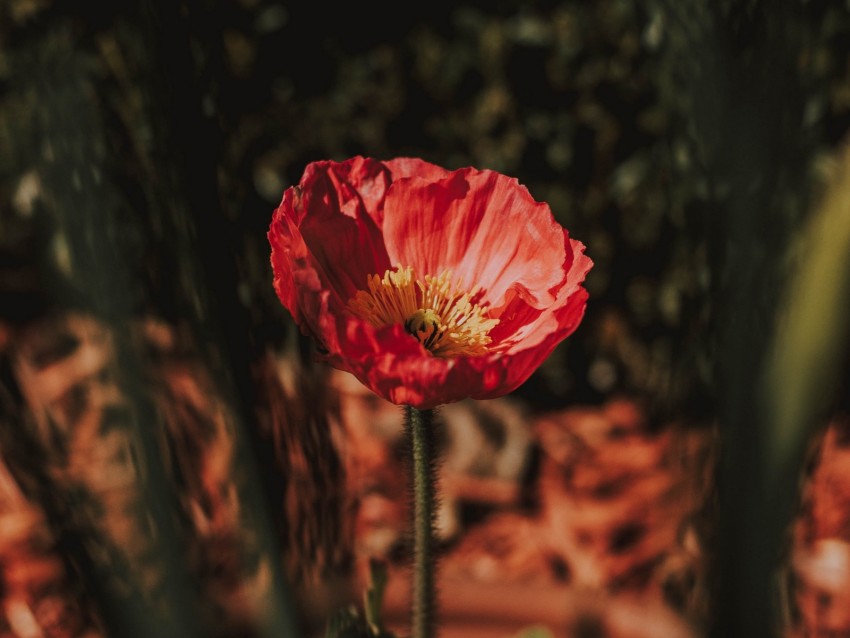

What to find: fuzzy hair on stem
left=404, top=405, right=440, bottom=638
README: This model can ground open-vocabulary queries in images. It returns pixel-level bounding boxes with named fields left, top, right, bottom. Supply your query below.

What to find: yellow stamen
left=348, top=265, right=499, bottom=357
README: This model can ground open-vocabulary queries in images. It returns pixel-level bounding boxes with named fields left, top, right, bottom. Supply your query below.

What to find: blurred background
left=2, top=0, right=850, bottom=636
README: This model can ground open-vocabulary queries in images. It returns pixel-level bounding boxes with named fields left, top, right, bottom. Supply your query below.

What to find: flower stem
left=405, top=406, right=438, bottom=638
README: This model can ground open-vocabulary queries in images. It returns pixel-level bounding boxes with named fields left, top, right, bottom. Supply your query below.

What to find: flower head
left=269, top=157, right=592, bottom=409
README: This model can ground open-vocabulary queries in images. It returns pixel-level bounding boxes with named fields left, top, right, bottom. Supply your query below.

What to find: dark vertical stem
left=405, top=406, right=438, bottom=638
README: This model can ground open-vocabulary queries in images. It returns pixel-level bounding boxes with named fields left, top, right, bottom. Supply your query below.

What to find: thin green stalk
left=405, top=406, right=438, bottom=638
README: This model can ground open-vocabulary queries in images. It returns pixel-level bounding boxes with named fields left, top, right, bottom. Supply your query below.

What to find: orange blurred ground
left=1, top=315, right=849, bottom=637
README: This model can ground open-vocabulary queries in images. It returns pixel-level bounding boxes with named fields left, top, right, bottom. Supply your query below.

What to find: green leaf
left=325, top=561, right=396, bottom=638
left=364, top=558, right=389, bottom=633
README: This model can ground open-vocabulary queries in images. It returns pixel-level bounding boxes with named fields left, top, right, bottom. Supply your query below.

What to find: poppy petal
left=381, top=168, right=566, bottom=308
left=384, top=157, right=451, bottom=182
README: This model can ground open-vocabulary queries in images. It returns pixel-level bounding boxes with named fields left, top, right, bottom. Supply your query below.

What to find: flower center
left=348, top=265, right=499, bottom=357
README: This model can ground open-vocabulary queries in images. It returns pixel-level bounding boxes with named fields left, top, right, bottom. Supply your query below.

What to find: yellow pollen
left=347, top=265, right=499, bottom=357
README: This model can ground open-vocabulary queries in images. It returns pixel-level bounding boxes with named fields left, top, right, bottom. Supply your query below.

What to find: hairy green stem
left=405, top=406, right=438, bottom=638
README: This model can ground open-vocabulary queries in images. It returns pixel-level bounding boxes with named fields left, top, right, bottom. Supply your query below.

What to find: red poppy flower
left=269, top=157, right=592, bottom=409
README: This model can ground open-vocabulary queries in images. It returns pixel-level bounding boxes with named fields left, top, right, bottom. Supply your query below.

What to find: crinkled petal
left=300, top=156, right=392, bottom=225
left=296, top=158, right=392, bottom=301
left=269, top=193, right=324, bottom=328
left=490, top=237, right=593, bottom=350
left=323, top=316, right=456, bottom=408
left=384, top=157, right=451, bottom=182
left=269, top=157, right=394, bottom=343
left=382, top=168, right=566, bottom=309
left=467, top=286, right=590, bottom=401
